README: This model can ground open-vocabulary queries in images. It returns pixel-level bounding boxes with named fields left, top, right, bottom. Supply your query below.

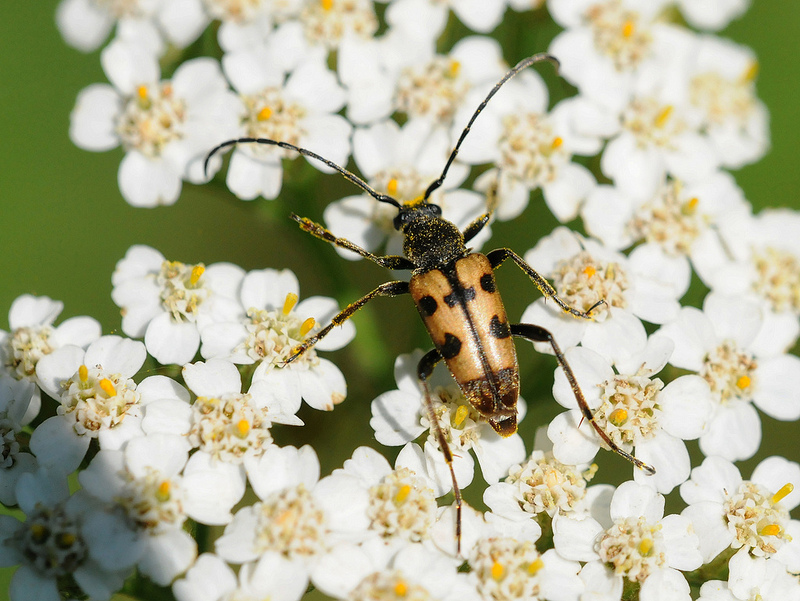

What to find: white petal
left=658, top=375, right=713, bottom=440
left=633, top=433, right=689, bottom=494
left=182, top=358, right=241, bottom=397
left=145, top=313, right=200, bottom=365
left=56, top=0, right=113, bottom=52
left=183, top=453, right=245, bottom=524
left=752, top=355, right=800, bottom=420
left=610, top=480, right=664, bottom=522
left=553, top=513, right=603, bottom=561
left=100, top=39, right=159, bottom=95
left=639, top=567, right=691, bottom=601
left=124, top=433, right=190, bottom=478
left=118, top=151, right=182, bottom=207
left=548, top=410, right=601, bottom=465
left=173, top=553, right=237, bottom=601
left=69, top=84, right=121, bottom=151
left=29, top=416, right=90, bottom=474
left=681, top=502, right=732, bottom=563
left=85, top=335, right=147, bottom=376
left=699, top=402, right=761, bottom=461
left=139, top=529, right=197, bottom=585
left=10, top=565, right=60, bottom=601
left=298, top=359, right=347, bottom=411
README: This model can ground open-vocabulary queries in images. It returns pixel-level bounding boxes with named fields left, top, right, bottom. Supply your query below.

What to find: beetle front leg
left=418, top=348, right=463, bottom=557
left=291, top=213, right=415, bottom=270
left=284, top=281, right=410, bottom=365
left=487, top=248, right=605, bottom=319
left=510, top=323, right=655, bottom=475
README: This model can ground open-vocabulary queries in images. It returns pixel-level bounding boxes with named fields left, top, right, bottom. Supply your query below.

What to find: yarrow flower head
left=680, top=455, right=800, bottom=571
left=549, top=337, right=713, bottom=493
left=0, top=469, right=130, bottom=601
left=30, top=335, right=147, bottom=474
left=655, top=292, right=800, bottom=461
left=70, top=39, right=241, bottom=207
left=112, top=244, right=245, bottom=365
left=77, top=434, right=198, bottom=585
left=220, top=47, right=351, bottom=200
left=201, top=267, right=353, bottom=412
left=553, top=480, right=702, bottom=601
left=520, top=227, right=686, bottom=366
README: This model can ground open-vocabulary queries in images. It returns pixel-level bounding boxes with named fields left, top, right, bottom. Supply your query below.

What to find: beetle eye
left=430, top=204, right=442, bottom=216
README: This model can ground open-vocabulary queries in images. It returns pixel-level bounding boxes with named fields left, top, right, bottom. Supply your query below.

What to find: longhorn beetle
left=205, top=53, right=655, bottom=554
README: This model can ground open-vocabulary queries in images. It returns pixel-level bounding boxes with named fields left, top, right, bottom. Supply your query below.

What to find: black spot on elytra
left=444, top=286, right=475, bottom=307
left=418, top=295, right=438, bottom=317
left=480, top=273, right=496, bottom=293
left=441, top=333, right=462, bottom=359
left=490, top=315, right=511, bottom=339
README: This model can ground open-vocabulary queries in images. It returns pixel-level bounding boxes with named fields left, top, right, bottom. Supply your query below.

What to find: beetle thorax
left=402, top=215, right=466, bottom=272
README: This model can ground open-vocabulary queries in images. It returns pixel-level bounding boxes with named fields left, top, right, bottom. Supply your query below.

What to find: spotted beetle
left=205, top=53, right=655, bottom=554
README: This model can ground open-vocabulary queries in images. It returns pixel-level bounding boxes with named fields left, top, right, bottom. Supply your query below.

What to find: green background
left=1, top=2, right=799, bottom=598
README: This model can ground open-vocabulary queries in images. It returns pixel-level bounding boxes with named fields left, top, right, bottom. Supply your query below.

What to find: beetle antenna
left=204, top=136, right=402, bottom=209
left=423, top=53, right=560, bottom=201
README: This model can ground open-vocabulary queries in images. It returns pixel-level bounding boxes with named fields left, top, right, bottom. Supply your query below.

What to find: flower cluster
left=1, top=1, right=797, bottom=601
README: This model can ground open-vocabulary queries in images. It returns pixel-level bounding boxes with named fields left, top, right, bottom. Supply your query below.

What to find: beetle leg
left=462, top=172, right=500, bottom=244
left=284, top=281, right=410, bottom=365
left=291, top=214, right=415, bottom=270
left=418, top=348, right=463, bottom=557
left=510, top=323, right=656, bottom=475
left=486, top=248, right=606, bottom=319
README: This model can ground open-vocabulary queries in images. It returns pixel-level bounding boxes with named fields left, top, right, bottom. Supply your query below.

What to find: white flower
left=322, top=118, right=487, bottom=260
left=454, top=71, right=597, bottom=222
left=675, top=0, right=750, bottom=32
left=0, top=376, right=38, bottom=506
left=520, top=227, right=684, bottom=365
left=173, top=552, right=308, bottom=601
left=312, top=538, right=477, bottom=601
left=655, top=292, right=800, bottom=461
left=300, top=0, right=379, bottom=49
left=69, top=40, right=242, bottom=207
left=332, top=444, right=444, bottom=547
left=0, top=469, right=129, bottom=601
left=77, top=434, right=197, bottom=586
left=386, top=0, right=508, bottom=41
left=548, top=338, right=713, bottom=492
left=112, top=244, right=245, bottom=365
left=215, top=445, right=371, bottom=588
left=468, top=542, right=583, bottom=601
left=484, top=447, right=614, bottom=524
left=681, top=35, right=769, bottom=169
left=220, top=47, right=351, bottom=201
left=142, top=358, right=302, bottom=524
left=727, top=548, right=800, bottom=601
left=680, top=455, right=800, bottom=570
left=547, top=0, right=679, bottom=112
left=694, top=208, right=800, bottom=357
left=201, top=267, right=353, bottom=412
left=0, top=294, right=101, bottom=418
left=553, top=480, right=701, bottom=601
left=183, top=0, right=305, bottom=52
left=581, top=172, right=751, bottom=295
left=370, top=351, right=527, bottom=493
left=31, top=335, right=147, bottom=474
left=55, top=0, right=188, bottom=54
left=598, top=83, right=720, bottom=201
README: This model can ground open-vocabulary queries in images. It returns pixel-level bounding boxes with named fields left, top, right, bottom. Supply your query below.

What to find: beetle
left=205, top=53, right=655, bottom=553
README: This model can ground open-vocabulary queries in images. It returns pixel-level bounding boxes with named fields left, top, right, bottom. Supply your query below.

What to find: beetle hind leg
left=510, top=323, right=656, bottom=476
left=418, top=349, right=464, bottom=556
